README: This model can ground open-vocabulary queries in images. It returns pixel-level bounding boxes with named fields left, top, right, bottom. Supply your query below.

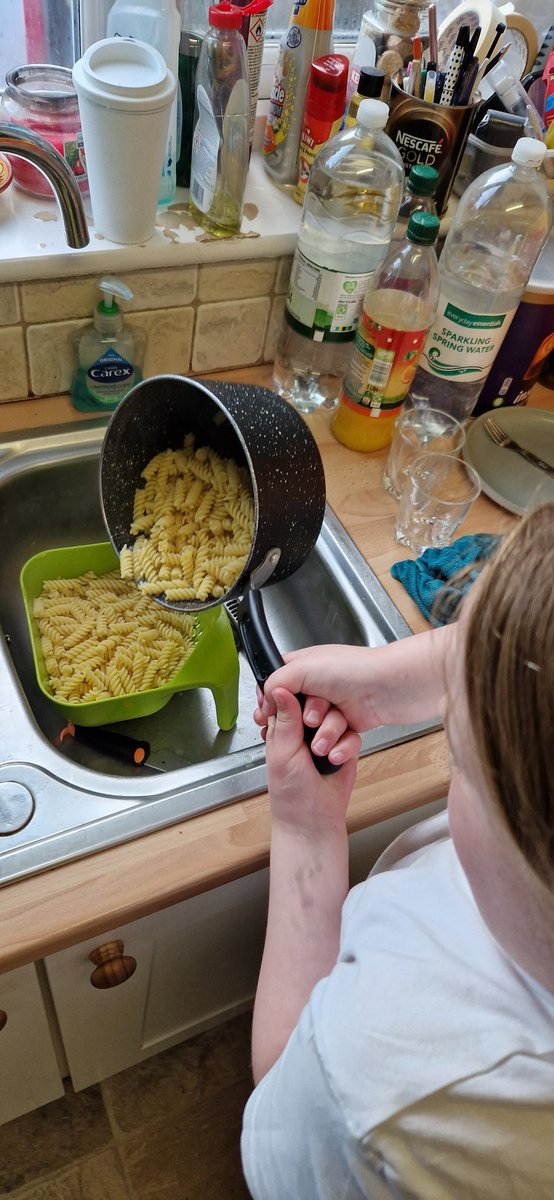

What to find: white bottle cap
left=357, top=99, right=389, bottom=130
left=511, top=137, right=548, bottom=167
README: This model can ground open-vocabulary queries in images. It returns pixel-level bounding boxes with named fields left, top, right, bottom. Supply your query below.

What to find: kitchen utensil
left=483, top=414, right=554, bottom=476
left=20, top=540, right=239, bottom=729
left=463, top=407, right=554, bottom=514
left=100, top=374, right=339, bottom=774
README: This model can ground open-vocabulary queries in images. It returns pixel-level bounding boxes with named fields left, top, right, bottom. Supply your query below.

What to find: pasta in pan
left=120, top=434, right=254, bottom=601
left=33, top=571, right=196, bottom=704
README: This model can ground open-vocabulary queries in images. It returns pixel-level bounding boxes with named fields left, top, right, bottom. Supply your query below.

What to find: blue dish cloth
left=390, top=533, right=502, bottom=624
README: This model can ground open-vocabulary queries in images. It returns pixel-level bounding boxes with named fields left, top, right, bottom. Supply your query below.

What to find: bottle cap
left=407, top=211, right=440, bottom=244
left=406, top=164, right=438, bottom=195
left=208, top=1, right=242, bottom=29
left=356, top=98, right=389, bottom=130
left=356, top=66, right=385, bottom=100
left=305, top=55, right=349, bottom=122
left=511, top=137, right=547, bottom=166
left=94, top=276, right=132, bottom=333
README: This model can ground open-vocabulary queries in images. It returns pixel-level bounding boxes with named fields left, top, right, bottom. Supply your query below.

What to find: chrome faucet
left=0, top=122, right=89, bottom=249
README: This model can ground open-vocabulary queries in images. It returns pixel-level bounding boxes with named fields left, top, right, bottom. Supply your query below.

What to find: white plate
left=463, top=407, right=554, bottom=516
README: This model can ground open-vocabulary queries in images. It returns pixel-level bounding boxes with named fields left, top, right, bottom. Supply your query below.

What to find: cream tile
left=127, top=307, right=194, bottom=377
left=26, top=320, right=86, bottom=396
left=0, top=282, right=20, bottom=324
left=0, top=1082, right=111, bottom=1194
left=102, top=1012, right=252, bottom=1137
left=192, top=297, right=269, bottom=373
left=10, top=1148, right=131, bottom=1200
left=263, top=295, right=286, bottom=363
left=118, top=1079, right=252, bottom=1200
left=0, top=326, right=29, bottom=401
left=21, top=268, right=197, bottom=323
left=198, top=259, right=277, bottom=303
left=275, top=256, right=293, bottom=295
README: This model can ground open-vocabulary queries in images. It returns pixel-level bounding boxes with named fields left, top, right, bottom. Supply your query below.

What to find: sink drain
left=0, top=782, right=35, bottom=835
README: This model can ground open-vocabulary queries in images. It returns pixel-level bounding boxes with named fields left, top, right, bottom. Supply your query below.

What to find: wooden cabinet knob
left=0, top=1010, right=7, bottom=1031
left=89, top=940, right=137, bottom=989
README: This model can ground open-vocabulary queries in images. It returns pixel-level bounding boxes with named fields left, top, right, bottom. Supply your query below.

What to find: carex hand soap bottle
left=70, top=277, right=146, bottom=412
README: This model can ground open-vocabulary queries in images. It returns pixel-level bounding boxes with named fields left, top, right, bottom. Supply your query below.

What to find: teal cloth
left=390, top=534, right=502, bottom=624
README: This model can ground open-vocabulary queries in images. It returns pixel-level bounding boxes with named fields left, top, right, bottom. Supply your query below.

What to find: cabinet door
left=45, top=868, right=268, bottom=1091
left=0, top=963, right=64, bottom=1125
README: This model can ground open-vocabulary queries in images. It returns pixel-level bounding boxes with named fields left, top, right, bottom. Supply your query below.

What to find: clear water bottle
left=408, top=138, right=553, bottom=422
left=272, top=98, right=404, bottom=412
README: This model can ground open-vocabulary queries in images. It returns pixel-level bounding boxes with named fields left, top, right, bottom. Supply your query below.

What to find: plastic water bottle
left=272, top=98, right=404, bottom=412
left=408, top=138, right=553, bottom=422
left=332, top=211, right=441, bottom=452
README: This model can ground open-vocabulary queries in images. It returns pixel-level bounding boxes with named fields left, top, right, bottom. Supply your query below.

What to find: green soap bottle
left=70, top=277, right=147, bottom=413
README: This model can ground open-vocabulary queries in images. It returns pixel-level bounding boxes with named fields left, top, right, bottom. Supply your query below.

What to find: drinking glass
left=383, top=407, right=466, bottom=499
left=395, top=452, right=481, bottom=554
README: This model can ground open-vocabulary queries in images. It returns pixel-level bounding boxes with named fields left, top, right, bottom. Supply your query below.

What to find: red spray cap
left=305, top=54, right=349, bottom=121
left=209, top=1, right=243, bottom=28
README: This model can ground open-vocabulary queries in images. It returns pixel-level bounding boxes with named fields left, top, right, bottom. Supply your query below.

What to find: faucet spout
left=0, top=122, right=90, bottom=249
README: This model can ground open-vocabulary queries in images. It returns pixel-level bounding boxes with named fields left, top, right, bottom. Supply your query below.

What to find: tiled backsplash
left=0, top=256, right=291, bottom=403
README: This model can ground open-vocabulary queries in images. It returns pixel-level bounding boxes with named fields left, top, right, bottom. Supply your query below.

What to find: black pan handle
left=236, top=589, right=341, bottom=776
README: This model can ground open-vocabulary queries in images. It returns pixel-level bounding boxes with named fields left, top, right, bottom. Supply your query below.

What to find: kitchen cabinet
left=44, top=868, right=269, bottom=1092
left=0, top=963, right=64, bottom=1124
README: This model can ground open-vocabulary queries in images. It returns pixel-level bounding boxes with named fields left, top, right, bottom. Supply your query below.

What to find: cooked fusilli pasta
left=120, top=435, right=254, bottom=601
left=33, top=571, right=196, bottom=704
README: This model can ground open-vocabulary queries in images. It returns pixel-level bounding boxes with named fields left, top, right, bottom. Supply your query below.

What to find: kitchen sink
left=0, top=419, right=439, bottom=886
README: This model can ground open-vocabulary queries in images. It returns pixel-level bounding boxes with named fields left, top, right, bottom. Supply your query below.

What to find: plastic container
left=234, top=0, right=273, bottom=153
left=70, top=277, right=146, bottom=413
left=272, top=98, right=404, bottom=412
left=189, top=1, right=250, bottom=238
left=263, top=0, right=335, bottom=187
left=332, top=210, right=441, bottom=451
left=345, top=65, right=385, bottom=126
left=453, top=109, right=527, bottom=198
left=106, top=0, right=180, bottom=205
left=391, top=162, right=438, bottom=242
left=484, top=57, right=546, bottom=140
left=408, top=138, right=553, bottom=422
left=1, top=65, right=88, bottom=198
left=176, top=11, right=204, bottom=189
left=294, top=54, right=349, bottom=204
left=20, top=542, right=239, bottom=729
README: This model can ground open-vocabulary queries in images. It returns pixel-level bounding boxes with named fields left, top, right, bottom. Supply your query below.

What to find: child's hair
left=464, top=503, right=554, bottom=888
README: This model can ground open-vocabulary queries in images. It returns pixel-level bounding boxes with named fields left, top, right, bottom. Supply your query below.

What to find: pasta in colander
left=120, top=434, right=254, bottom=602
left=33, top=571, right=196, bottom=704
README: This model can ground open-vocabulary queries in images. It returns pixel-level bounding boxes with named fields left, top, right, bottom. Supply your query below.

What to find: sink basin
left=0, top=419, right=439, bottom=886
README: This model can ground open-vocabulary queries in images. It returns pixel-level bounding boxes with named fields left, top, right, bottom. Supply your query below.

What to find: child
left=241, top=503, right=554, bottom=1200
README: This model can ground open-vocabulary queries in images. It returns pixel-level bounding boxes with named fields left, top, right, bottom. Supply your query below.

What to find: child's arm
left=256, top=623, right=455, bottom=760
left=251, top=687, right=360, bottom=1084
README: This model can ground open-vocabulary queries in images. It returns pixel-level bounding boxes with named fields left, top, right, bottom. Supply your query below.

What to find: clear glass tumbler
left=395, top=452, right=481, bottom=554
left=383, top=406, right=466, bottom=499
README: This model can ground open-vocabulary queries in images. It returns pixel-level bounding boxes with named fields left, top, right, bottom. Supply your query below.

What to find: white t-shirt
left=241, top=812, right=554, bottom=1199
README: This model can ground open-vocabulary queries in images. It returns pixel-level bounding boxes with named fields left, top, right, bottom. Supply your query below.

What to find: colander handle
left=237, top=589, right=341, bottom=776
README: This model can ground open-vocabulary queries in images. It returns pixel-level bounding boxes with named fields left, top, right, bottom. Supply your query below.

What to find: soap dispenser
left=70, top=277, right=146, bottom=412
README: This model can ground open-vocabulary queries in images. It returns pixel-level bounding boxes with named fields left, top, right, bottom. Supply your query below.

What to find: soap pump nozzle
left=94, top=276, right=133, bottom=335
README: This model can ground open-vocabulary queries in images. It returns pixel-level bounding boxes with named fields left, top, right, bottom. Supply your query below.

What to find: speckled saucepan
left=100, top=375, right=338, bottom=773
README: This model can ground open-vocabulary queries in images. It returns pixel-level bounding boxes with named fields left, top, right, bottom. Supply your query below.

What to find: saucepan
left=100, top=374, right=340, bottom=774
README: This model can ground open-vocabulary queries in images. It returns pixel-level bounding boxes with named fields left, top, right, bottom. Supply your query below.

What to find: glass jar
left=357, top=0, right=431, bottom=85
left=1, top=65, right=88, bottom=198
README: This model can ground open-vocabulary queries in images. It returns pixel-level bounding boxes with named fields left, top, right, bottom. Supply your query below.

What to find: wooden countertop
left=1, top=369, right=551, bottom=972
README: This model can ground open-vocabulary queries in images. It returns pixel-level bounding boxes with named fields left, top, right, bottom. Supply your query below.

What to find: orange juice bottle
left=332, top=211, right=441, bottom=452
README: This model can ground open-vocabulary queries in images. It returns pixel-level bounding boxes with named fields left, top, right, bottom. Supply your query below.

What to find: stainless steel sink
left=0, top=419, right=439, bottom=885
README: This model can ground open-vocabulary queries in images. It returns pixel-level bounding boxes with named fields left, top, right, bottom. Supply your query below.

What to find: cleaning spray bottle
left=70, top=277, right=146, bottom=413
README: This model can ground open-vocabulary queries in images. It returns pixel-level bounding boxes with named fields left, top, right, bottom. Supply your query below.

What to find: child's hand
left=265, top=687, right=359, bottom=834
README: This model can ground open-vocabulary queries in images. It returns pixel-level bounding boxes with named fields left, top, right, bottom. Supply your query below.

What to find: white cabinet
left=45, top=868, right=269, bottom=1091
left=0, top=963, right=64, bottom=1124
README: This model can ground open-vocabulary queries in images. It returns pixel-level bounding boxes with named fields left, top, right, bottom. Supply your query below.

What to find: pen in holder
left=386, top=77, right=482, bottom=214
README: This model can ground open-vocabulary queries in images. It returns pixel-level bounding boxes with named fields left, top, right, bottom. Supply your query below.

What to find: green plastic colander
left=20, top=542, right=240, bottom=730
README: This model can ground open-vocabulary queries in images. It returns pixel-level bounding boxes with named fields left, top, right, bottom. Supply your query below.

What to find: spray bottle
left=70, top=278, right=147, bottom=413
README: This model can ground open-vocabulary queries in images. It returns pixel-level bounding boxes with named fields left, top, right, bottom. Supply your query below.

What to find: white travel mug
left=72, top=38, right=175, bottom=244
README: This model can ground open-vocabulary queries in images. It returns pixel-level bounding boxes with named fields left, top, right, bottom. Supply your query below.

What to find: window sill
left=0, top=152, right=301, bottom=284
